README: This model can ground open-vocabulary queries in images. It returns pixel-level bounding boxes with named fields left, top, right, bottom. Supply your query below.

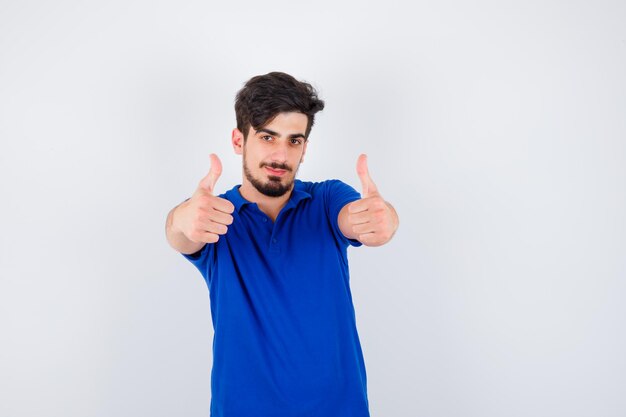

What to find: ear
left=232, top=128, right=244, bottom=155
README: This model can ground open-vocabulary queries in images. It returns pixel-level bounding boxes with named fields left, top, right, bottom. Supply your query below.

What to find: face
left=232, top=111, right=309, bottom=197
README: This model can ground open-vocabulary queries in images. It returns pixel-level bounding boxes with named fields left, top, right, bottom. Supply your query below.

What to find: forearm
left=165, top=202, right=206, bottom=255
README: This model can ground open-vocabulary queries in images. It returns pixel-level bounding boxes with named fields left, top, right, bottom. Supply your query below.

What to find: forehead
left=253, top=111, right=308, bottom=135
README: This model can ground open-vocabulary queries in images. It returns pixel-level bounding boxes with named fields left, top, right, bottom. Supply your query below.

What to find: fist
left=174, top=154, right=235, bottom=244
left=347, top=154, right=398, bottom=246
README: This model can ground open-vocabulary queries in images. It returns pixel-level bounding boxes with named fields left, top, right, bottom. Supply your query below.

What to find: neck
left=238, top=180, right=293, bottom=222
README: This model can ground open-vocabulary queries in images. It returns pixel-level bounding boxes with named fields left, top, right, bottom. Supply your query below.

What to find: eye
left=261, top=135, right=273, bottom=142
left=291, top=138, right=303, bottom=145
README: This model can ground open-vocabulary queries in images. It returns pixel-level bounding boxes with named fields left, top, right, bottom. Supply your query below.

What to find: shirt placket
left=268, top=217, right=281, bottom=254
left=254, top=208, right=281, bottom=254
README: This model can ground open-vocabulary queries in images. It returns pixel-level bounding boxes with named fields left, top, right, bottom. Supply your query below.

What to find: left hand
left=347, top=154, right=399, bottom=246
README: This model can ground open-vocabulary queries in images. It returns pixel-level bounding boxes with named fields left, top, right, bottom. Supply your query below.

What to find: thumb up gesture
left=174, top=154, right=235, bottom=244
left=347, top=154, right=399, bottom=246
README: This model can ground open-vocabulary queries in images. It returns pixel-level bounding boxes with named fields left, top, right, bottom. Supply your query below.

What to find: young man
left=165, top=72, right=399, bottom=417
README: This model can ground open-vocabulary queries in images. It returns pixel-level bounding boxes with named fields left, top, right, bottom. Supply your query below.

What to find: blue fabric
left=182, top=179, right=370, bottom=417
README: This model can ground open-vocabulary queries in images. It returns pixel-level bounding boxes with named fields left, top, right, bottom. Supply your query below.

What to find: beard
left=243, top=152, right=300, bottom=197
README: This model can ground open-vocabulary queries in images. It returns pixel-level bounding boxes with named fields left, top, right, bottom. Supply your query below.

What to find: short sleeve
left=324, top=179, right=363, bottom=248
left=181, top=243, right=214, bottom=281
left=177, top=195, right=215, bottom=281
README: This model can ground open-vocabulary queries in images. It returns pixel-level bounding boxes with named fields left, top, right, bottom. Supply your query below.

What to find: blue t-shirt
left=182, top=179, right=370, bottom=417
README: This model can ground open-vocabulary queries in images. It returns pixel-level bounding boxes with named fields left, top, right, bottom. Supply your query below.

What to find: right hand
left=174, top=154, right=235, bottom=244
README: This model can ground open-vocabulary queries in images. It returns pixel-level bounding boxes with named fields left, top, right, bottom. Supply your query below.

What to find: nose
left=268, top=141, right=289, bottom=163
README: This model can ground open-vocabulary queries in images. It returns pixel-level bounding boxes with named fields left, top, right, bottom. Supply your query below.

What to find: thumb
left=356, top=153, right=378, bottom=198
left=198, top=153, right=222, bottom=193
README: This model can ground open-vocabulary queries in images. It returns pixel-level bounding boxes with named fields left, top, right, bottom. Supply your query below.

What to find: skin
left=165, top=111, right=399, bottom=254
left=232, top=111, right=310, bottom=221
left=340, top=153, right=399, bottom=246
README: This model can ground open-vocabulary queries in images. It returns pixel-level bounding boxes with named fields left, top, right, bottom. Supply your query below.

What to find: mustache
left=260, top=162, right=292, bottom=172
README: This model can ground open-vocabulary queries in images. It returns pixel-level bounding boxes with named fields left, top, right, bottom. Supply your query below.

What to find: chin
left=244, top=163, right=297, bottom=197
left=255, top=177, right=292, bottom=197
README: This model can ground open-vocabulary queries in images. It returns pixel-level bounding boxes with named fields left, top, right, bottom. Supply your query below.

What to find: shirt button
left=262, top=218, right=267, bottom=222
left=272, top=238, right=277, bottom=243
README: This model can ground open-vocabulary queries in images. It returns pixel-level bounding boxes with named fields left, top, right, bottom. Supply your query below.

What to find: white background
left=1, top=1, right=625, bottom=416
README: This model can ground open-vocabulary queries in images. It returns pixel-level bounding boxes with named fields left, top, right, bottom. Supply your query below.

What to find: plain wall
left=1, top=1, right=625, bottom=416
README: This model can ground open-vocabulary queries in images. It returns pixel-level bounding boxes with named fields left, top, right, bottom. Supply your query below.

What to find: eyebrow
left=255, top=128, right=306, bottom=140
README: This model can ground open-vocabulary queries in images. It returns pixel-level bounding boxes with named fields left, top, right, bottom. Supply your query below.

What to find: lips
left=265, top=166, right=287, bottom=176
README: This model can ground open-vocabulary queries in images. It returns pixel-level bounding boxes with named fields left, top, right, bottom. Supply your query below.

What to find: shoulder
left=295, top=179, right=355, bottom=196
left=295, top=179, right=361, bottom=214
left=220, top=184, right=247, bottom=210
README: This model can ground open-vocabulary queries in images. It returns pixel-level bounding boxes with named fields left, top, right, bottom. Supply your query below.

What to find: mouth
left=264, top=166, right=288, bottom=177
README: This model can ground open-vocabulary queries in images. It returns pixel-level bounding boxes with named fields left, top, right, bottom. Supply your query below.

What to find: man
left=165, top=72, right=399, bottom=417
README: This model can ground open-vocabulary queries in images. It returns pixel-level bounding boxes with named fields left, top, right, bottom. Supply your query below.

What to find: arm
left=165, top=201, right=207, bottom=255
left=165, top=154, right=235, bottom=255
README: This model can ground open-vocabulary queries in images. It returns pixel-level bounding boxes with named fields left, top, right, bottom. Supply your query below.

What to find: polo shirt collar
left=226, top=180, right=312, bottom=213
left=284, top=180, right=312, bottom=211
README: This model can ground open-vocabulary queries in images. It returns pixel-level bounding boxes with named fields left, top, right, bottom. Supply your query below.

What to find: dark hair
left=235, top=72, right=325, bottom=141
